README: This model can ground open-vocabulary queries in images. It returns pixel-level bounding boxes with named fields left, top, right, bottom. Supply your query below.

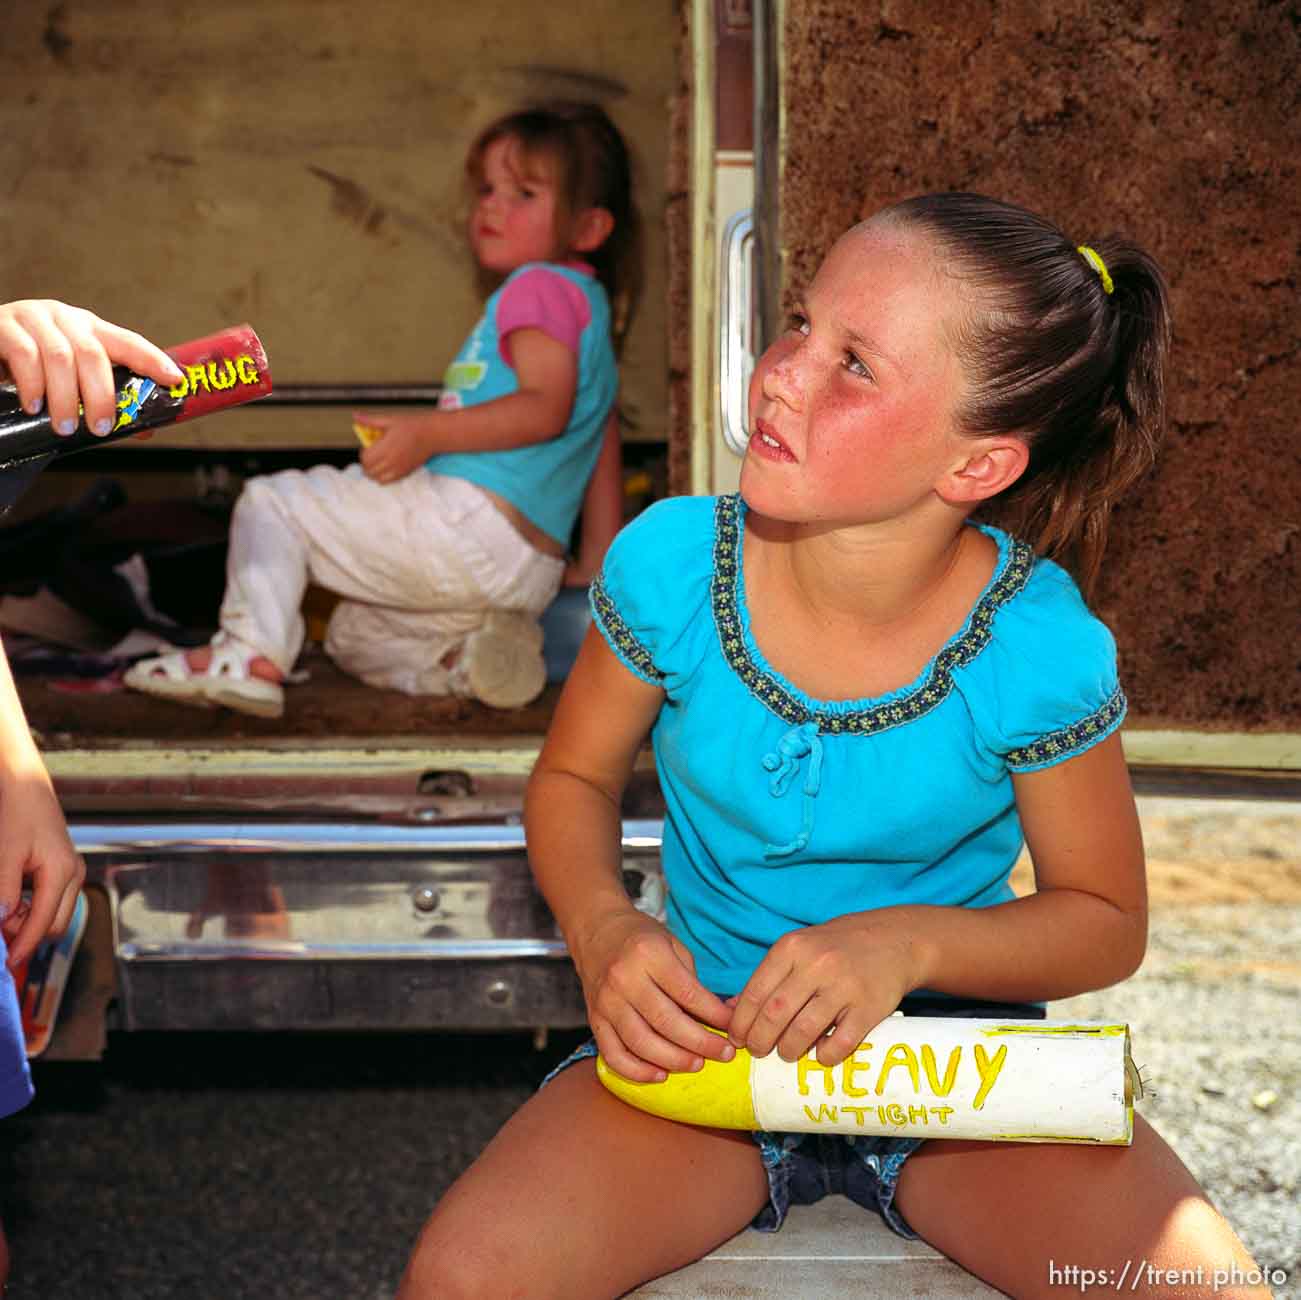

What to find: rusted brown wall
left=781, top=0, right=1299, bottom=730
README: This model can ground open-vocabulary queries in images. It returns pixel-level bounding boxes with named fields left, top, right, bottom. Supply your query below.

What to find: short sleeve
left=496, top=266, right=590, bottom=357
left=972, top=556, right=1127, bottom=773
left=588, top=496, right=717, bottom=691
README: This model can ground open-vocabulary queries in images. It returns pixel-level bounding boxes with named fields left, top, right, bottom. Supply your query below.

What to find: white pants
left=219, top=465, right=564, bottom=694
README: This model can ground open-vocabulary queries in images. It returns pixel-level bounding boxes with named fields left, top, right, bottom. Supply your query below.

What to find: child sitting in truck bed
left=126, top=100, right=640, bottom=716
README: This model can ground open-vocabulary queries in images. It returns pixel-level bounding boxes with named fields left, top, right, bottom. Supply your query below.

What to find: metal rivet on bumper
left=411, top=886, right=441, bottom=913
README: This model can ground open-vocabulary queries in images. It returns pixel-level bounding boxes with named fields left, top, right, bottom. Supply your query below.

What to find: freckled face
left=469, top=136, right=565, bottom=274
left=741, top=221, right=971, bottom=528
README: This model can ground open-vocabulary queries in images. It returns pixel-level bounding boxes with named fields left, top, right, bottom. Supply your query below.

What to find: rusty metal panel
left=777, top=0, right=1299, bottom=731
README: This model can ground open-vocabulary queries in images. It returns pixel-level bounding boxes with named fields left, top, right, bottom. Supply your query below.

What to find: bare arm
left=912, top=730, right=1148, bottom=998
left=730, top=732, right=1147, bottom=1066
left=526, top=626, right=736, bottom=1081
left=0, top=644, right=84, bottom=968
left=562, top=408, right=623, bottom=587
left=357, top=328, right=577, bottom=483
left=0, top=298, right=174, bottom=962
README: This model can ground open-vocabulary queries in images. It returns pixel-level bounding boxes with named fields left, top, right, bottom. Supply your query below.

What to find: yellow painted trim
left=41, top=741, right=660, bottom=781
left=688, top=0, right=717, bottom=498
left=1121, top=730, right=1300, bottom=770
left=45, top=733, right=1296, bottom=780
left=1003, top=1103, right=1132, bottom=1146
left=981, top=1023, right=1128, bottom=1038
left=42, top=742, right=545, bottom=780
left=992, top=1132, right=1131, bottom=1145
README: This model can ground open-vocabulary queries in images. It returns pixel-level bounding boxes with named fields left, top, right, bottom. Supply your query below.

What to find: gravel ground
left=1052, top=798, right=1300, bottom=1288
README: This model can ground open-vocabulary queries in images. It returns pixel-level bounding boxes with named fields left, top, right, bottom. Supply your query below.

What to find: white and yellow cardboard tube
left=597, top=1018, right=1136, bottom=1145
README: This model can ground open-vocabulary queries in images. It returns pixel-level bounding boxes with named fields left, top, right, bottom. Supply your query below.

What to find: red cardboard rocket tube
left=157, top=322, right=273, bottom=424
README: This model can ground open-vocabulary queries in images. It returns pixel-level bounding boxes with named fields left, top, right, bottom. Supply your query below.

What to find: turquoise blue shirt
left=426, top=262, right=618, bottom=546
left=590, top=494, right=1127, bottom=997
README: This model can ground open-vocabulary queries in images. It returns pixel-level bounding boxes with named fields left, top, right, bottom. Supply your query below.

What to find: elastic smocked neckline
left=710, top=493, right=1035, bottom=735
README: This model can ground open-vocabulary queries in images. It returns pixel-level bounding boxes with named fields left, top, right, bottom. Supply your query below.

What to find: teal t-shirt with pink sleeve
left=589, top=493, right=1127, bottom=997
left=426, top=261, right=617, bottom=546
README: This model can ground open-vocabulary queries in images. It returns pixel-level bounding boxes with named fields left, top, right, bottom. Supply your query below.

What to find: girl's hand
left=570, top=906, right=736, bottom=1083
left=0, top=765, right=85, bottom=971
left=354, top=410, right=437, bottom=484
left=0, top=299, right=183, bottom=439
left=729, top=913, right=921, bottom=1069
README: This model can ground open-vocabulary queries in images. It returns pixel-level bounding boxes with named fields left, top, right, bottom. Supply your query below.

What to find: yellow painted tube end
left=1122, top=1025, right=1136, bottom=1145
left=596, top=1048, right=758, bottom=1130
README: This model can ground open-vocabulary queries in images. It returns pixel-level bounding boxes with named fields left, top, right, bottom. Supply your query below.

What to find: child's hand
left=571, top=907, right=736, bottom=1084
left=0, top=299, right=183, bottom=438
left=352, top=419, right=383, bottom=448
left=728, top=913, right=921, bottom=1069
left=354, top=410, right=436, bottom=484
left=0, top=765, right=85, bottom=971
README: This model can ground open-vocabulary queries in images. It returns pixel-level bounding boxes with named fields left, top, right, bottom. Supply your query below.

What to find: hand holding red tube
left=0, top=299, right=185, bottom=438
left=0, top=302, right=272, bottom=960
left=0, top=312, right=272, bottom=513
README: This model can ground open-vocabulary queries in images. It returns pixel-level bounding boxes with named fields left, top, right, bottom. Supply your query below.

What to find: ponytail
left=887, top=194, right=1172, bottom=597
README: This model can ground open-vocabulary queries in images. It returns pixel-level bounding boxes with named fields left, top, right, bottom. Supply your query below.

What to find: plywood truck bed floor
left=19, top=644, right=559, bottom=750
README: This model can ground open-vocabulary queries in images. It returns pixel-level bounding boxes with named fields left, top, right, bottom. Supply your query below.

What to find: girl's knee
left=399, top=1209, right=556, bottom=1300
left=897, top=1122, right=1267, bottom=1298
left=397, top=1238, right=486, bottom=1300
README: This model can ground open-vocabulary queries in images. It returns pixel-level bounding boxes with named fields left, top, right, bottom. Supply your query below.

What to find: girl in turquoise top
left=400, top=196, right=1266, bottom=1297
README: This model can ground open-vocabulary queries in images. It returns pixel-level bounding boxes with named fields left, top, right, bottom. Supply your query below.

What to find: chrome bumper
left=73, top=819, right=664, bottom=1034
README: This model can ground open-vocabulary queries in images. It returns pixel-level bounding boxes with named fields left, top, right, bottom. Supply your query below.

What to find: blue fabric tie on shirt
left=762, top=720, right=824, bottom=858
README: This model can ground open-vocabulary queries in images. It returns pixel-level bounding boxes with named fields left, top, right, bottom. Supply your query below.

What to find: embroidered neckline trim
left=710, top=493, right=1035, bottom=734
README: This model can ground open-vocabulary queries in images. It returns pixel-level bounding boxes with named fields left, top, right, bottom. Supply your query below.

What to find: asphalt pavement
left=2, top=1027, right=590, bottom=1299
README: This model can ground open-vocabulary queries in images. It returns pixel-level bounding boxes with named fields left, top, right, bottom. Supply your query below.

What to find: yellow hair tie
left=1077, top=245, right=1114, bottom=295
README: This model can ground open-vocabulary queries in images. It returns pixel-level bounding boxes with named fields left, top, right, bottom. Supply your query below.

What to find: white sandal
left=124, top=632, right=285, bottom=719
left=122, top=649, right=217, bottom=709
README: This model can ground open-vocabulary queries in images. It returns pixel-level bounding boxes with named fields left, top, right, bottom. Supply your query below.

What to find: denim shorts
left=542, top=997, right=1046, bottom=1240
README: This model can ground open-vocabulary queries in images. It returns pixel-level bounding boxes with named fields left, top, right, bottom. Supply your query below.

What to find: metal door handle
left=719, top=209, right=754, bottom=456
